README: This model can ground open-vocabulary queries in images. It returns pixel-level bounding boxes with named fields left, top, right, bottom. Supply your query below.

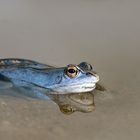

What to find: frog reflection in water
left=0, top=58, right=105, bottom=114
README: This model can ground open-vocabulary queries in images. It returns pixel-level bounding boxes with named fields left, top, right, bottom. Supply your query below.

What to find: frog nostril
left=86, top=72, right=92, bottom=76
left=86, top=72, right=99, bottom=81
left=86, top=72, right=96, bottom=76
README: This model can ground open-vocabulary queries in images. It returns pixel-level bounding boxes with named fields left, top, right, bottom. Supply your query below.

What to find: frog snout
left=86, top=72, right=99, bottom=82
left=94, top=74, right=99, bottom=82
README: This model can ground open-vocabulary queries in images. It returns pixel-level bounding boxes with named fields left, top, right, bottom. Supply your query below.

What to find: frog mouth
left=49, top=82, right=96, bottom=94
left=83, top=85, right=96, bottom=89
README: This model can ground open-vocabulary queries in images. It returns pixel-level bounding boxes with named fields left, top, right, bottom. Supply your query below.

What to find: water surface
left=0, top=0, right=140, bottom=140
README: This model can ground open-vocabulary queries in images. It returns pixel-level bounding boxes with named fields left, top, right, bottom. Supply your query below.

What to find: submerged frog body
left=47, top=92, right=95, bottom=114
left=0, top=58, right=99, bottom=97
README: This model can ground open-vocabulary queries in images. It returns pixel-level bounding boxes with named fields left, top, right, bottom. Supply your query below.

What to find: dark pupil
left=68, top=69, right=75, bottom=74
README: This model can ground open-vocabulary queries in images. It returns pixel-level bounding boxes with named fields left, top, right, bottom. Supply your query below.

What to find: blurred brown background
left=0, top=0, right=140, bottom=140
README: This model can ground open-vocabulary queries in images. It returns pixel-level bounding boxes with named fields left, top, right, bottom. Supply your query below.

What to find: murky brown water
left=0, top=0, right=140, bottom=140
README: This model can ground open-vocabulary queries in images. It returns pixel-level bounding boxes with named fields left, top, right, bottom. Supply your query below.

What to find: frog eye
left=65, top=65, right=78, bottom=78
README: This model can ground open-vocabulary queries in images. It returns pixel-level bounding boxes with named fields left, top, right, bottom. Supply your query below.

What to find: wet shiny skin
left=0, top=59, right=99, bottom=95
